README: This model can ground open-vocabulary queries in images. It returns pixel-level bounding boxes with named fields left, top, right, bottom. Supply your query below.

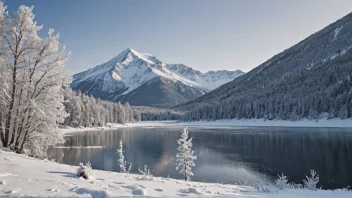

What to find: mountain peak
left=71, top=48, right=244, bottom=107
left=121, top=47, right=138, bottom=55
left=117, top=48, right=139, bottom=59
left=114, top=48, right=161, bottom=66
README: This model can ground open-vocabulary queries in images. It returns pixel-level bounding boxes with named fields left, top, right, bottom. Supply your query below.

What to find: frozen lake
left=48, top=126, right=352, bottom=189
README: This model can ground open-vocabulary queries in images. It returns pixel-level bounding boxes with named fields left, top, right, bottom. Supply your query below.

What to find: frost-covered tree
left=176, top=127, right=197, bottom=181
left=133, top=109, right=141, bottom=122
left=0, top=2, right=8, bottom=146
left=303, top=169, right=319, bottom=190
left=124, top=102, right=134, bottom=123
left=0, top=3, right=70, bottom=155
left=117, top=102, right=125, bottom=123
left=62, top=88, right=134, bottom=127
left=116, top=140, right=131, bottom=173
left=116, top=140, right=126, bottom=173
left=276, top=173, right=289, bottom=190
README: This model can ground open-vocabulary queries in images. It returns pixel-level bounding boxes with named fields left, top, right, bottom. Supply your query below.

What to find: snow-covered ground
left=0, top=147, right=350, bottom=197
left=59, top=118, right=352, bottom=135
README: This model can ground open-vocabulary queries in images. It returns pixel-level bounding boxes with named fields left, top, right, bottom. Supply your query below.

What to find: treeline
left=179, top=53, right=352, bottom=121
left=132, top=106, right=183, bottom=121
left=63, top=88, right=141, bottom=127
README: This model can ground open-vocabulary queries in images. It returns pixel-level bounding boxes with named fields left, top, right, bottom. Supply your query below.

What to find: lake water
left=48, top=126, right=352, bottom=189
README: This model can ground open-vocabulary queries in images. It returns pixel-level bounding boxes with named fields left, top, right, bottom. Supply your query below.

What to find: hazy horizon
left=6, top=0, right=352, bottom=74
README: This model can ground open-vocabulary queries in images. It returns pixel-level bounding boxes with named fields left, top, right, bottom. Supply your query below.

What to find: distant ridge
left=71, top=48, right=244, bottom=108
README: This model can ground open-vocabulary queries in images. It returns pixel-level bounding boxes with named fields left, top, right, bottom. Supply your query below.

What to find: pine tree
left=303, top=169, right=319, bottom=190
left=175, top=127, right=197, bottom=181
left=116, top=140, right=131, bottom=173
left=116, top=140, right=126, bottom=172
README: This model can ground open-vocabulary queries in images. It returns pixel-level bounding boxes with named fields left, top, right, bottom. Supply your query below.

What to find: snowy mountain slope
left=71, top=48, right=243, bottom=107
left=117, top=76, right=206, bottom=108
left=166, top=64, right=244, bottom=90
left=175, top=12, right=352, bottom=120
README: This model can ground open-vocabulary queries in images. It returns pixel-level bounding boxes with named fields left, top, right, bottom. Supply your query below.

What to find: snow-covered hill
left=71, top=48, right=243, bottom=107
left=1, top=147, right=351, bottom=197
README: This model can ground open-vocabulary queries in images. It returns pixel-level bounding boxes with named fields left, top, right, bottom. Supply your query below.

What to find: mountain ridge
left=175, top=12, right=352, bottom=120
left=71, top=48, right=244, bottom=107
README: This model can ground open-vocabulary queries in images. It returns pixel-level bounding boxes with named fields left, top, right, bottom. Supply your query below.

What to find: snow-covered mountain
left=166, top=64, right=243, bottom=90
left=71, top=48, right=244, bottom=107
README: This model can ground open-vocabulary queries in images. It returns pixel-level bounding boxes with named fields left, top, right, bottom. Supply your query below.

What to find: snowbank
left=0, top=147, right=350, bottom=197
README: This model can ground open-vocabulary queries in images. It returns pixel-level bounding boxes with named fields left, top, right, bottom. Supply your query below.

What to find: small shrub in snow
left=116, top=140, right=132, bottom=173
left=77, top=162, right=93, bottom=179
left=291, top=183, right=303, bottom=189
left=137, top=165, right=153, bottom=181
left=275, top=173, right=289, bottom=190
left=254, top=182, right=275, bottom=193
left=303, top=169, right=319, bottom=190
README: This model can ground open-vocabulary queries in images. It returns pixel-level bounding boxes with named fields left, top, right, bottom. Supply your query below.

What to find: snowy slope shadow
left=179, top=187, right=202, bottom=195
left=74, top=188, right=109, bottom=198
left=121, top=184, right=147, bottom=196
left=0, top=147, right=12, bottom=152
left=46, top=171, right=77, bottom=178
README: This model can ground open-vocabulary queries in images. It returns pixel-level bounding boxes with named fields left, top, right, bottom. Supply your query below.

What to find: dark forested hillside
left=132, top=106, right=183, bottom=121
left=175, top=12, right=352, bottom=121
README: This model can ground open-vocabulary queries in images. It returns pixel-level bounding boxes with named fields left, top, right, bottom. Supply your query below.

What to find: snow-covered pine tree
left=124, top=102, right=134, bottom=123
left=276, top=173, right=289, bottom=190
left=303, top=169, right=319, bottom=190
left=116, top=140, right=132, bottom=173
left=176, top=127, right=197, bottom=181
left=117, top=102, right=125, bottom=123
left=116, top=140, right=126, bottom=173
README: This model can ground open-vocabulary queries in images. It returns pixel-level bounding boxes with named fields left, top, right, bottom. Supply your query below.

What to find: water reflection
left=48, top=126, right=352, bottom=189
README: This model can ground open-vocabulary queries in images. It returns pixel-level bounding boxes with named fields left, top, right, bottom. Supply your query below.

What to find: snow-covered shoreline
left=0, top=147, right=351, bottom=197
left=59, top=118, right=352, bottom=135
left=58, top=122, right=173, bottom=134
left=172, top=118, right=352, bottom=128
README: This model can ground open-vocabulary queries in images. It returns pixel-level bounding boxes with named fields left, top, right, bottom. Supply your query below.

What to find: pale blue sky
left=6, top=0, right=352, bottom=73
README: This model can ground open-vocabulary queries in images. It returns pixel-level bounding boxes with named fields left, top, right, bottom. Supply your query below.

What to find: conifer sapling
left=176, top=127, right=197, bottom=181
left=116, top=140, right=132, bottom=173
